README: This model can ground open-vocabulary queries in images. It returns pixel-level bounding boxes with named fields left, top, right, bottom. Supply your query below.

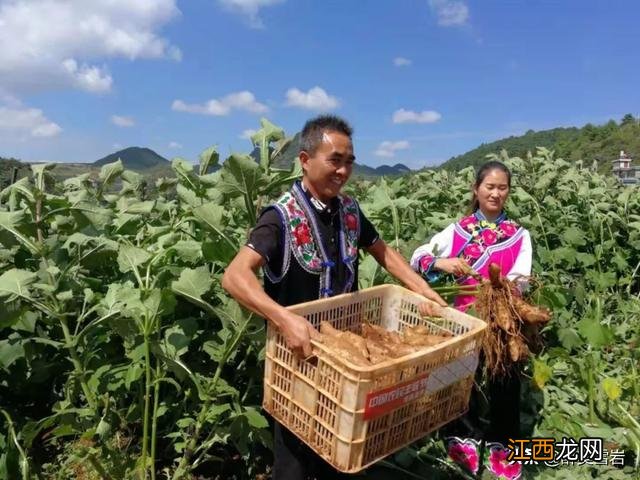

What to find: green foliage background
left=0, top=120, right=639, bottom=479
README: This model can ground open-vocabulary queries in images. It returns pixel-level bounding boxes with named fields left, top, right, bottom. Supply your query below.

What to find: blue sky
left=1, top=0, right=639, bottom=168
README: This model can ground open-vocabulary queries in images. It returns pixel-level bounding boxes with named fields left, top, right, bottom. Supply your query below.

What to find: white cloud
left=428, top=0, right=469, bottom=26
left=285, top=87, right=339, bottom=111
left=218, top=0, right=285, bottom=28
left=0, top=106, right=62, bottom=138
left=168, top=141, right=182, bottom=149
left=393, top=57, right=412, bottom=67
left=62, top=59, right=112, bottom=93
left=111, top=115, right=135, bottom=127
left=240, top=129, right=257, bottom=140
left=392, top=108, right=442, bottom=124
left=0, top=0, right=181, bottom=95
left=113, top=143, right=123, bottom=149
left=172, top=91, right=268, bottom=116
left=374, top=140, right=410, bottom=158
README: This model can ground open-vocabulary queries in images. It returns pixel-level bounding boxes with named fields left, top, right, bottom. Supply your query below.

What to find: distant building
left=612, top=150, right=640, bottom=185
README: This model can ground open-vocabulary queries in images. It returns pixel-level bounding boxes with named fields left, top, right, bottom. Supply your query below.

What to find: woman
left=411, top=161, right=531, bottom=311
left=410, top=161, right=531, bottom=479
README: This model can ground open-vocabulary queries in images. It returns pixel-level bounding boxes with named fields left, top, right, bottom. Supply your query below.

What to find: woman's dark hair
left=469, top=161, right=512, bottom=213
left=299, top=115, right=353, bottom=155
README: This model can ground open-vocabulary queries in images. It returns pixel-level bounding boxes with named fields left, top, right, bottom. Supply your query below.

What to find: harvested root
left=494, top=300, right=515, bottom=332
left=319, top=322, right=369, bottom=358
left=318, top=320, right=450, bottom=366
left=512, top=297, right=552, bottom=324
left=361, top=322, right=403, bottom=345
left=507, top=335, right=530, bottom=363
left=402, top=325, right=452, bottom=348
left=475, top=263, right=552, bottom=378
left=319, top=322, right=371, bottom=366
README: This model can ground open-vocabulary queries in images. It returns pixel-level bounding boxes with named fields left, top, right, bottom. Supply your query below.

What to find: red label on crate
left=363, top=373, right=430, bottom=421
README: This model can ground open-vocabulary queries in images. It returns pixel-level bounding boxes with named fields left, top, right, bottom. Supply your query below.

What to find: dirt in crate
left=318, top=321, right=452, bottom=366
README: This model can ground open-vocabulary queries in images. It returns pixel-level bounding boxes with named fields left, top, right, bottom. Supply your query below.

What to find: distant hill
left=94, top=147, right=169, bottom=169
left=439, top=114, right=640, bottom=172
left=267, top=132, right=412, bottom=177
left=0, top=157, right=31, bottom=188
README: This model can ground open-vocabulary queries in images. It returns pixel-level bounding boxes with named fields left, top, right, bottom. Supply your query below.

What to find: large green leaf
left=163, top=318, right=198, bottom=358
left=251, top=118, right=285, bottom=171
left=143, top=288, right=176, bottom=320
left=171, top=240, right=202, bottom=263
left=0, top=211, right=39, bottom=253
left=577, top=316, right=614, bottom=348
left=202, top=238, right=236, bottom=264
left=199, top=146, right=219, bottom=176
left=117, top=198, right=156, bottom=215
left=192, top=203, right=225, bottom=230
left=0, top=340, right=25, bottom=369
left=0, top=269, right=37, bottom=299
left=217, top=153, right=263, bottom=199
left=171, top=267, right=214, bottom=314
left=70, top=203, right=113, bottom=230
left=562, top=227, right=587, bottom=246
left=0, top=176, right=35, bottom=203
left=193, top=203, right=238, bottom=257
left=243, top=407, right=269, bottom=429
left=117, top=244, right=152, bottom=273
left=98, top=159, right=124, bottom=185
left=62, top=232, right=118, bottom=252
left=177, top=183, right=202, bottom=208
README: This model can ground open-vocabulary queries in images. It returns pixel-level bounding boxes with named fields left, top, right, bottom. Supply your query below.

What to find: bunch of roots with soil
left=475, top=263, right=552, bottom=378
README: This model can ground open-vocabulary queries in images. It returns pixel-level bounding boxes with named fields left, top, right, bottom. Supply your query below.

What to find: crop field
left=1, top=120, right=639, bottom=479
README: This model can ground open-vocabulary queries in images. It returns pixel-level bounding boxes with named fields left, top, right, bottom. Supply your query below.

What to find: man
left=222, top=115, right=445, bottom=479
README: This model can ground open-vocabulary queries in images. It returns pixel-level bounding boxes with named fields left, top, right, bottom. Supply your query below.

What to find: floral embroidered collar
left=455, top=211, right=522, bottom=266
left=473, top=209, right=507, bottom=229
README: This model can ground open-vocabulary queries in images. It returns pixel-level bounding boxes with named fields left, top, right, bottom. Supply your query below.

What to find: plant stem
left=149, top=324, right=162, bottom=480
left=141, top=333, right=152, bottom=480
left=1, top=409, right=30, bottom=480
left=587, top=350, right=596, bottom=423
left=59, top=317, right=96, bottom=409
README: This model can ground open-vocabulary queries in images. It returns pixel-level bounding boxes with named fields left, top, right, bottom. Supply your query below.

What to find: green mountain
left=439, top=114, right=640, bottom=172
left=94, top=147, right=170, bottom=169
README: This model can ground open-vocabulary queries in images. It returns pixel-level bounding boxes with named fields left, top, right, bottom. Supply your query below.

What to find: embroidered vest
left=452, top=213, right=525, bottom=310
left=263, top=181, right=360, bottom=303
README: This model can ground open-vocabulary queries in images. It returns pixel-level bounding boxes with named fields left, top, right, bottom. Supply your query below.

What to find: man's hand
left=415, top=284, right=446, bottom=317
left=434, top=258, right=472, bottom=276
left=276, top=310, right=320, bottom=358
left=418, top=285, right=447, bottom=307
left=418, top=300, right=445, bottom=318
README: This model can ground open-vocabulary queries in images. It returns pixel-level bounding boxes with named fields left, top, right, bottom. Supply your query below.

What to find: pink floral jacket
left=410, top=212, right=532, bottom=311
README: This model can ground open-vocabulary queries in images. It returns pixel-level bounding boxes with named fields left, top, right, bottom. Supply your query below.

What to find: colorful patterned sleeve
left=417, top=254, right=436, bottom=276
left=410, top=223, right=456, bottom=282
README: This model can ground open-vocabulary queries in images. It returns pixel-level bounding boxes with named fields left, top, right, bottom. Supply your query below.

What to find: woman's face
left=474, top=169, right=510, bottom=217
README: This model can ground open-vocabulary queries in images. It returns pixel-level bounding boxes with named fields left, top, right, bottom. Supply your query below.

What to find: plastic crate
left=262, top=284, right=487, bottom=473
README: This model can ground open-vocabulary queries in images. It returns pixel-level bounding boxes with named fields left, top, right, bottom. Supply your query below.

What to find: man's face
left=300, top=131, right=354, bottom=202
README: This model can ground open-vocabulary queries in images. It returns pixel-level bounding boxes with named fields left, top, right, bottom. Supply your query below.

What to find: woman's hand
left=434, top=257, right=472, bottom=276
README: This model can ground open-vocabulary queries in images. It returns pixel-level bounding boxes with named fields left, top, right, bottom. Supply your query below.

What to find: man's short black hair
left=299, top=115, right=353, bottom=155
